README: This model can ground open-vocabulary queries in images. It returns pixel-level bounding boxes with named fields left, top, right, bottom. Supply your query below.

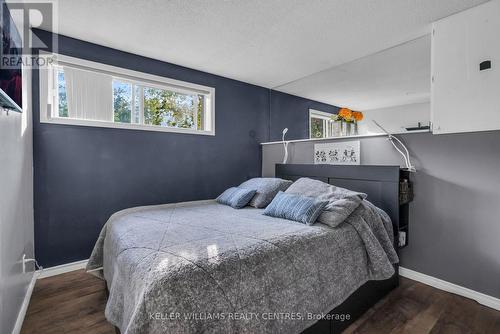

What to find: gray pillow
left=216, top=187, right=256, bottom=209
left=285, top=177, right=366, bottom=227
left=239, top=178, right=293, bottom=208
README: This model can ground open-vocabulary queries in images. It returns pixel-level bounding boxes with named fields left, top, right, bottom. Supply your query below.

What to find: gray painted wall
left=262, top=131, right=500, bottom=299
left=0, top=72, right=34, bottom=331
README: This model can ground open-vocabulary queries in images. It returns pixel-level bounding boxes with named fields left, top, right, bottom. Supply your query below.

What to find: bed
left=86, top=164, right=402, bottom=334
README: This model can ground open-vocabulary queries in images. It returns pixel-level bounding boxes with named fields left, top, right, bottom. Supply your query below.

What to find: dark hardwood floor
left=21, top=270, right=114, bottom=334
left=21, top=270, right=500, bottom=334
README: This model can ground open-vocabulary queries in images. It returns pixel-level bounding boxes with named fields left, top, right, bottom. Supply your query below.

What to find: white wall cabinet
left=431, top=0, right=500, bottom=134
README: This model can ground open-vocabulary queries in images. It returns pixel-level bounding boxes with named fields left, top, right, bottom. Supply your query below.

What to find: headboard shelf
left=275, top=164, right=411, bottom=249
left=276, top=164, right=401, bottom=182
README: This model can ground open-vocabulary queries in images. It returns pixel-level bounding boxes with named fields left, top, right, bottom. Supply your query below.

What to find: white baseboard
left=11, top=260, right=89, bottom=333
left=12, top=271, right=39, bottom=334
left=37, top=259, right=88, bottom=279
left=399, top=266, right=500, bottom=311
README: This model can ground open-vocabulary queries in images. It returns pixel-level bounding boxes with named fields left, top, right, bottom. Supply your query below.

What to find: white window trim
left=39, top=52, right=216, bottom=136
left=309, top=109, right=334, bottom=138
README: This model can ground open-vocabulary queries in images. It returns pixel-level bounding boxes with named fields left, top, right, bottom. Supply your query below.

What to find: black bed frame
left=275, top=164, right=404, bottom=334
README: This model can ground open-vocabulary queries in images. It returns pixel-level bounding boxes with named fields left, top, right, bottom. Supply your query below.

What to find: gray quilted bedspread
left=86, top=199, right=398, bottom=334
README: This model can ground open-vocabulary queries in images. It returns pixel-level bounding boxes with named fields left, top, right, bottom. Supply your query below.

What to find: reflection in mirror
left=273, top=35, right=431, bottom=139
left=309, top=109, right=331, bottom=138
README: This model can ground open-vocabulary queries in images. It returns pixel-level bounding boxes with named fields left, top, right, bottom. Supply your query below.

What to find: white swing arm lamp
left=282, top=128, right=289, bottom=164
left=372, top=120, right=416, bottom=172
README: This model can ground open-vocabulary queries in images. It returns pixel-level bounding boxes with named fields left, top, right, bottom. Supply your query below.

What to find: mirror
left=271, top=35, right=431, bottom=140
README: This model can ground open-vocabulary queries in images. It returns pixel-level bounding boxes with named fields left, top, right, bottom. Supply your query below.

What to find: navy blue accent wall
left=32, top=30, right=339, bottom=267
left=269, top=90, right=339, bottom=141
left=32, top=30, right=272, bottom=267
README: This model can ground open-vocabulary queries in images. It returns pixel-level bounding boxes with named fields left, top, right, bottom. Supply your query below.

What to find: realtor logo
left=1, top=1, right=57, bottom=68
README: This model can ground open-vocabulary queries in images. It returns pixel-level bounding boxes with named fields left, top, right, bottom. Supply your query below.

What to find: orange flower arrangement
left=338, top=108, right=353, bottom=121
left=352, top=111, right=364, bottom=122
left=331, top=108, right=364, bottom=123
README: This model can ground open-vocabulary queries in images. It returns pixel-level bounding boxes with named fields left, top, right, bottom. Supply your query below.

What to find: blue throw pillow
left=216, top=187, right=256, bottom=209
left=263, top=191, right=327, bottom=225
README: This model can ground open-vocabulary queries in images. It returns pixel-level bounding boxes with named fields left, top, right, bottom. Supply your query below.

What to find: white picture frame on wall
left=314, top=141, right=360, bottom=165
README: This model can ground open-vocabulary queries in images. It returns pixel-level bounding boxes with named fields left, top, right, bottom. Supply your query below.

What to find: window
left=309, top=109, right=334, bottom=138
left=40, top=54, right=215, bottom=135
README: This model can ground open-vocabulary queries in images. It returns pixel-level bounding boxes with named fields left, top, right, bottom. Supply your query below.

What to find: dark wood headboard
left=275, top=164, right=402, bottom=243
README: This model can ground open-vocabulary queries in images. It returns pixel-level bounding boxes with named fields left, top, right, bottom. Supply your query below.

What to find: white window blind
left=64, top=66, right=113, bottom=121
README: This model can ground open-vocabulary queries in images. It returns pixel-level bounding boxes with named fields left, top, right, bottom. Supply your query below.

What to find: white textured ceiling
left=276, top=35, right=431, bottom=111
left=41, top=0, right=488, bottom=88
